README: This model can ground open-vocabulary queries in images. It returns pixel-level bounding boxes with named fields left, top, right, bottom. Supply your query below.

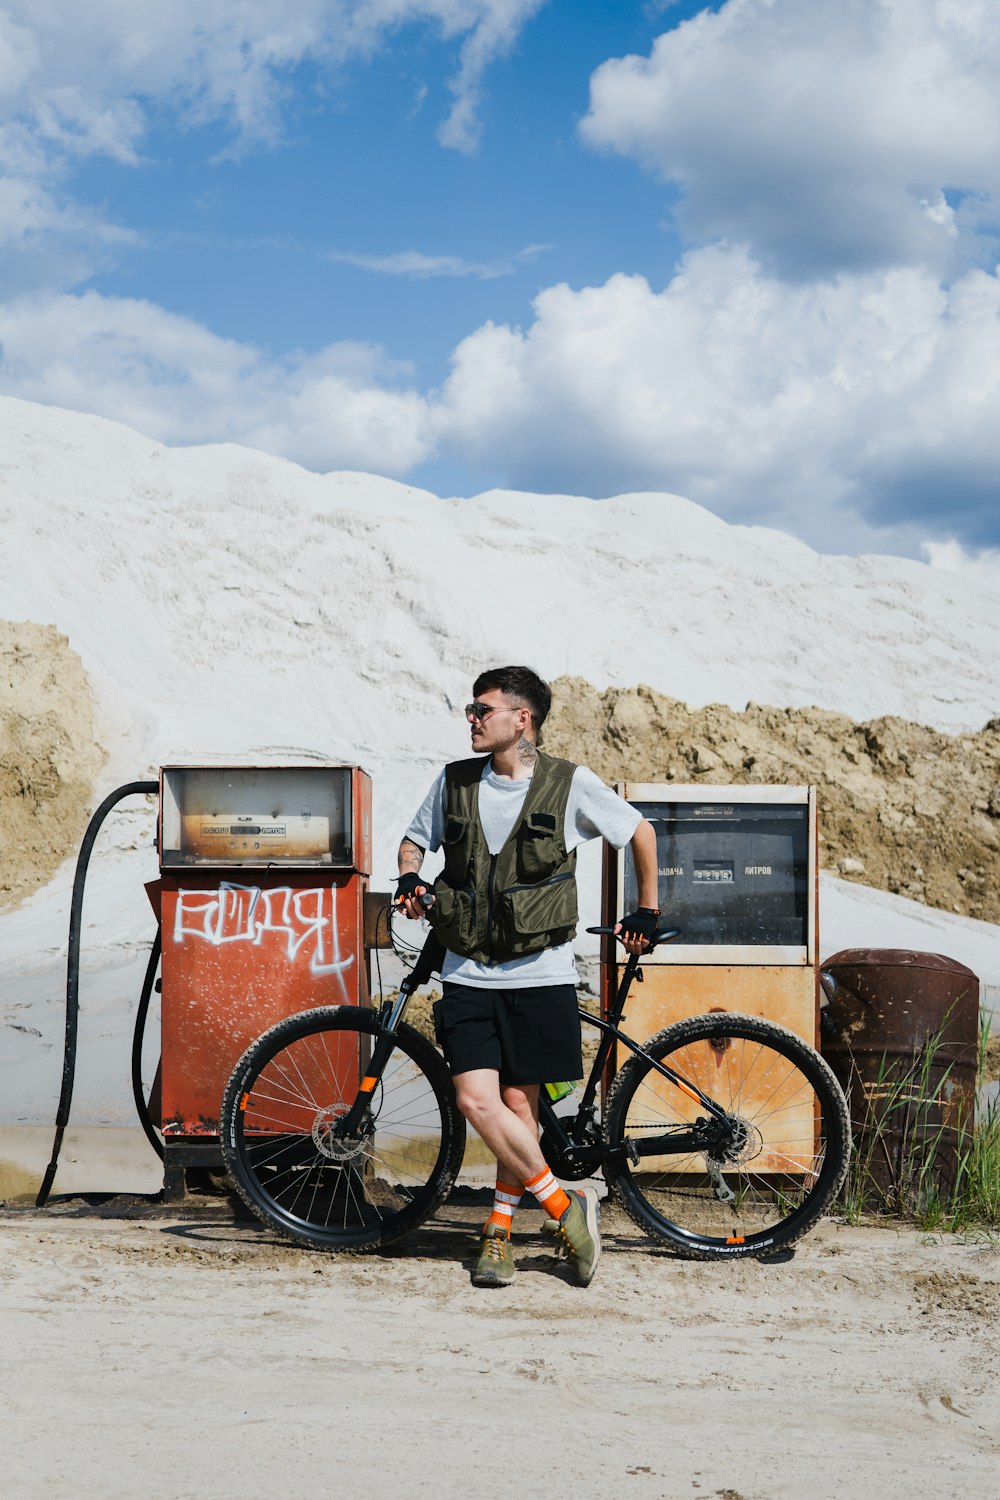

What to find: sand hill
left=546, top=678, right=1000, bottom=925
left=0, top=622, right=105, bottom=911
left=2, top=395, right=1000, bottom=1130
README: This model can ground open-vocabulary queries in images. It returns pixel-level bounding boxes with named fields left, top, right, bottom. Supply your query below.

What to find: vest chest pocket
left=441, top=815, right=470, bottom=883
left=428, top=878, right=476, bottom=950
left=516, top=811, right=564, bottom=881
left=496, top=872, right=578, bottom=952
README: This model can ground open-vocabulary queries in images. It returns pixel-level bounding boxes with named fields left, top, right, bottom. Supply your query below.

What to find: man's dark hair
left=473, top=665, right=551, bottom=737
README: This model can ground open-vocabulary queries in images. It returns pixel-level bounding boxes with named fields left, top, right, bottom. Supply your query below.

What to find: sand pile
left=0, top=621, right=105, bottom=912
left=545, top=677, right=1000, bottom=924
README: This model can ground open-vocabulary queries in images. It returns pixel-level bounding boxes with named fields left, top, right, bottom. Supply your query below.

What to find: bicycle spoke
left=221, top=1008, right=465, bottom=1251
left=604, top=1012, right=849, bottom=1258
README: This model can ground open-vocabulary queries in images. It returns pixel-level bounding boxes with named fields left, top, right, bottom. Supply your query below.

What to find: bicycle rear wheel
left=220, top=1006, right=465, bottom=1251
left=604, top=1012, right=850, bottom=1259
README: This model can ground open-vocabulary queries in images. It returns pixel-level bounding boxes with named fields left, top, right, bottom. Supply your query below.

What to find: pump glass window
left=623, top=800, right=809, bottom=947
left=160, top=767, right=354, bottom=867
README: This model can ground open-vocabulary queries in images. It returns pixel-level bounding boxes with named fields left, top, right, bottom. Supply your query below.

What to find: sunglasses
left=465, top=701, right=517, bottom=722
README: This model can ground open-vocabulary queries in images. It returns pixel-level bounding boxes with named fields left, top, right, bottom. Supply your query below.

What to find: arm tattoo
left=517, top=736, right=538, bottom=767
left=398, top=838, right=425, bottom=875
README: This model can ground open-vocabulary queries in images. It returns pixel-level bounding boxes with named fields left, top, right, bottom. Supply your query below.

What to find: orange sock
left=484, top=1178, right=522, bottom=1237
left=525, top=1167, right=571, bottom=1221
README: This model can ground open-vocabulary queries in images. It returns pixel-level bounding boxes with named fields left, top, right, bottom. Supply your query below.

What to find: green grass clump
left=837, top=1014, right=998, bottom=1233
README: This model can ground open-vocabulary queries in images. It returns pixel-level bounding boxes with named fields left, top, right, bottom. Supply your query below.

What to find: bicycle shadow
left=149, top=1196, right=795, bottom=1267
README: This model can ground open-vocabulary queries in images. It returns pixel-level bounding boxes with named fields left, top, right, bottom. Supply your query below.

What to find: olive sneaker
left=554, top=1188, right=602, bottom=1286
left=472, top=1224, right=516, bottom=1287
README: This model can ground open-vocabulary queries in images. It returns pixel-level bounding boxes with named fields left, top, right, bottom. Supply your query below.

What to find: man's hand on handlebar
left=586, top=919, right=681, bottom=954
left=615, top=907, right=660, bottom=956
left=395, top=872, right=436, bottom=920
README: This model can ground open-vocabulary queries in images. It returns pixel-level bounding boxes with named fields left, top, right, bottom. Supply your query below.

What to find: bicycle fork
left=334, top=931, right=446, bottom=1141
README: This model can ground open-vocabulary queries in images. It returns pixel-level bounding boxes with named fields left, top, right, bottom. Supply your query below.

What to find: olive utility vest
left=427, top=750, right=578, bottom=965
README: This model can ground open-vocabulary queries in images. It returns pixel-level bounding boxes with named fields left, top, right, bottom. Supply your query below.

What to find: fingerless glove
left=394, top=872, right=427, bottom=903
left=618, top=907, right=659, bottom=942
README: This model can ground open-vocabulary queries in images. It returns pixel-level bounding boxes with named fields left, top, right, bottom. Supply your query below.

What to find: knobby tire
left=220, top=1006, right=465, bottom=1252
left=603, top=1012, right=850, bottom=1259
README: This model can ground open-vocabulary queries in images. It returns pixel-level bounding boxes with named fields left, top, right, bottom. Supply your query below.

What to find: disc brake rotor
left=311, top=1103, right=370, bottom=1163
left=714, top=1115, right=764, bottom=1167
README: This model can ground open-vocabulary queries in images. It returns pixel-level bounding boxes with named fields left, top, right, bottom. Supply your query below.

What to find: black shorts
left=433, top=982, right=583, bottom=1087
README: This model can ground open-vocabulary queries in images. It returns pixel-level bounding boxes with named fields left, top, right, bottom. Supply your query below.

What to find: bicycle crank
left=539, top=1122, right=603, bottom=1181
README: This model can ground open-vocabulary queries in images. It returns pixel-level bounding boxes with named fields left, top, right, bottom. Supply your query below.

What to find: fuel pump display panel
left=604, top=783, right=819, bottom=1089
left=624, top=800, right=810, bottom=947
left=161, top=766, right=355, bottom=867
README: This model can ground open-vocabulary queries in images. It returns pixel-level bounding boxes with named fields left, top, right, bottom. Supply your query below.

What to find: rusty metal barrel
left=819, top=949, right=979, bottom=1208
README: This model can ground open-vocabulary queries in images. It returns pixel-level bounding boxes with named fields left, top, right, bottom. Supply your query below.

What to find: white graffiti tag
left=172, top=883, right=355, bottom=985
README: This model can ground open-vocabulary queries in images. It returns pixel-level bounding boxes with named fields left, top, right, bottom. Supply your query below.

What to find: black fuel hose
left=131, top=925, right=164, bottom=1162
left=35, top=780, right=158, bottom=1208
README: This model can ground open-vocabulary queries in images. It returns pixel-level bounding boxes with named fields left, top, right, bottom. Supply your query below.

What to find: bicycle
left=219, top=920, right=851, bottom=1260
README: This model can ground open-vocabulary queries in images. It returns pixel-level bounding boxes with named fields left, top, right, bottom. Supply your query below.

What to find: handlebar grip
left=585, top=924, right=682, bottom=947
left=395, top=887, right=436, bottom=910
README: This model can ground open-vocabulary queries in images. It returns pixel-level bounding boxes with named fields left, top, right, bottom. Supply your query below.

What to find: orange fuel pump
left=602, top=783, right=820, bottom=1050
left=600, top=784, right=820, bottom=1177
left=156, top=764, right=372, bottom=1195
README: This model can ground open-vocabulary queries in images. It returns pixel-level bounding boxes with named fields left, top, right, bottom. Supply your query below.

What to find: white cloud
left=5, top=247, right=1000, bottom=553
left=581, top=0, right=1000, bottom=275
left=923, top=538, right=1000, bottom=590
left=328, top=243, right=550, bottom=278
left=0, top=290, right=434, bottom=474
left=0, top=159, right=135, bottom=292
left=432, top=246, right=1000, bottom=550
left=0, top=1, right=543, bottom=162
left=0, top=2, right=545, bottom=291
left=432, top=0, right=546, bottom=152
left=3, top=246, right=1000, bottom=553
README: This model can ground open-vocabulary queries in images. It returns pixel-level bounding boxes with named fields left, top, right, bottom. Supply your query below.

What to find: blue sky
left=1, top=0, right=999, bottom=563
left=77, top=2, right=686, bottom=371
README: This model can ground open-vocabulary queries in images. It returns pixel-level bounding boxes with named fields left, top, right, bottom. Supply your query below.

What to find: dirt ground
left=1, top=1197, right=997, bottom=1500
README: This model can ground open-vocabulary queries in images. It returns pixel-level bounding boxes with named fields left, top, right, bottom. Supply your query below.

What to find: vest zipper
left=486, top=852, right=498, bottom=964
left=500, top=870, right=574, bottom=896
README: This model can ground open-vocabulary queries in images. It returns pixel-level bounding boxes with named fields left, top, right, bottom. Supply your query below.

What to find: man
left=396, top=665, right=660, bottom=1288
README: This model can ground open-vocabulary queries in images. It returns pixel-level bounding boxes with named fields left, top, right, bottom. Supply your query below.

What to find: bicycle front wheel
left=220, top=1006, right=465, bottom=1252
left=604, top=1012, right=850, bottom=1259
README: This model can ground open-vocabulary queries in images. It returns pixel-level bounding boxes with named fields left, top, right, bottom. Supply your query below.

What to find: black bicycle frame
left=535, top=947, right=733, bottom=1171
left=337, top=929, right=731, bottom=1157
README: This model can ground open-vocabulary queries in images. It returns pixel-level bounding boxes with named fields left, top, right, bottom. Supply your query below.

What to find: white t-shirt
left=404, top=759, right=641, bottom=989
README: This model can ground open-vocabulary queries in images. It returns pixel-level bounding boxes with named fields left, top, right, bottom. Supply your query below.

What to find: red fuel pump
left=155, top=764, right=372, bottom=1195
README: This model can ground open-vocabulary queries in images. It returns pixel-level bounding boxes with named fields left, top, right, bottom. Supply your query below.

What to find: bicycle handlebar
left=586, top=923, right=682, bottom=950
left=394, top=891, right=436, bottom=910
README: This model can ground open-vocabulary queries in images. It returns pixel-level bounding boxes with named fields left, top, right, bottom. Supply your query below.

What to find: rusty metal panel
left=820, top=948, right=979, bottom=1199
left=605, top=964, right=819, bottom=1174
left=609, top=963, right=819, bottom=1052
left=160, top=872, right=366, bottom=1135
left=353, top=770, right=373, bottom=877
left=364, top=890, right=394, bottom=950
